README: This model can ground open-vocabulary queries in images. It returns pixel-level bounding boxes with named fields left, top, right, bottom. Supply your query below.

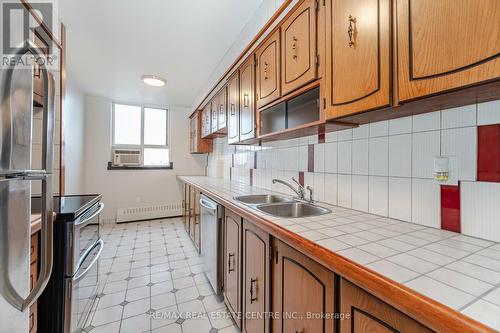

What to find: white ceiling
left=59, top=0, right=263, bottom=107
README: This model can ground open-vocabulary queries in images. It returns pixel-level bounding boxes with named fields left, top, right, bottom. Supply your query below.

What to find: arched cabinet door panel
left=242, top=220, right=269, bottom=333
left=325, top=0, right=391, bottom=120
left=281, top=0, right=318, bottom=95
left=223, top=210, right=242, bottom=328
left=256, top=29, right=281, bottom=109
left=341, top=279, right=433, bottom=333
left=227, top=73, right=240, bottom=144
left=272, top=239, right=335, bottom=333
left=239, top=56, right=256, bottom=141
left=396, top=0, right=500, bottom=102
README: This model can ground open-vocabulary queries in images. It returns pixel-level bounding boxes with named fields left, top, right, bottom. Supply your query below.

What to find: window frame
left=111, top=102, right=170, bottom=168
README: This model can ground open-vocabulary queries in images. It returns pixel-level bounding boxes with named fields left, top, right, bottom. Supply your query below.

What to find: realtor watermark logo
left=1, top=1, right=57, bottom=68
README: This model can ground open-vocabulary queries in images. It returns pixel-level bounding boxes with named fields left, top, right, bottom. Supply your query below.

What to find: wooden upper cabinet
left=224, top=210, right=242, bottom=328
left=256, top=29, right=281, bottom=109
left=341, top=279, right=432, bottom=333
left=272, top=239, right=335, bottom=333
left=211, top=95, right=219, bottom=133
left=218, top=87, right=227, bottom=130
left=239, top=56, right=256, bottom=141
left=325, top=0, right=391, bottom=119
left=201, top=105, right=211, bottom=138
left=190, top=111, right=212, bottom=154
left=281, top=0, right=318, bottom=95
left=396, top=0, right=500, bottom=102
left=242, top=220, right=269, bottom=333
left=227, top=73, right=240, bottom=144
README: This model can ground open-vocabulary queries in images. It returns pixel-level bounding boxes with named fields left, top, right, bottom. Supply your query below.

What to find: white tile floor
left=83, top=218, right=238, bottom=333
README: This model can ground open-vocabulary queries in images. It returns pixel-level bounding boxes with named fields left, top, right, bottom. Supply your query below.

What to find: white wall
left=62, top=81, right=86, bottom=194
left=83, top=96, right=206, bottom=222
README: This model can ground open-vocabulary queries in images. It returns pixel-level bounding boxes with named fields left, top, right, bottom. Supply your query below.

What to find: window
left=112, top=103, right=170, bottom=167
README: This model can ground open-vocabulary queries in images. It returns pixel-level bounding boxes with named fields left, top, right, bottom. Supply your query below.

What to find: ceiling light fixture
left=141, top=75, right=166, bottom=87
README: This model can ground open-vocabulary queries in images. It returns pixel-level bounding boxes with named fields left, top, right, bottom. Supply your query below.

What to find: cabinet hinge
left=315, top=54, right=320, bottom=68
left=323, top=97, right=326, bottom=110
left=315, top=0, right=319, bottom=11
left=323, top=0, right=325, bottom=6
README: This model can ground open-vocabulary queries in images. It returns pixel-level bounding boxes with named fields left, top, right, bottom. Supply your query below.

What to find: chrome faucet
left=272, top=177, right=307, bottom=201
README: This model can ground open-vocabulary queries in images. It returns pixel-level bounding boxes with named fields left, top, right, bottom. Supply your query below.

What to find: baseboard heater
left=116, top=203, right=182, bottom=223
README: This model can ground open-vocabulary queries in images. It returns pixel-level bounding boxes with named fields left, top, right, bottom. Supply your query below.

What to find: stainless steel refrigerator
left=0, top=38, right=56, bottom=333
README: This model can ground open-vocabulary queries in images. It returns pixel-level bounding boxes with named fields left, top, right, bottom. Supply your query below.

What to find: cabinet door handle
left=243, top=93, right=249, bottom=108
left=292, top=36, right=298, bottom=59
left=230, top=103, right=236, bottom=116
left=295, top=329, right=304, bottom=333
left=263, top=61, right=269, bottom=80
left=348, top=15, right=356, bottom=47
left=250, top=277, right=258, bottom=304
left=228, top=253, right=235, bottom=273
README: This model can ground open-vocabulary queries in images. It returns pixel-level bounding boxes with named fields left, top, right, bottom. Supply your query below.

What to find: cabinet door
left=194, top=191, right=201, bottom=252
left=211, top=96, right=219, bottom=133
left=201, top=106, right=211, bottom=138
left=182, top=184, right=190, bottom=231
left=224, top=210, right=242, bottom=328
left=189, top=187, right=196, bottom=240
left=341, top=279, right=432, bottom=333
left=325, top=0, right=391, bottom=119
left=239, top=57, right=256, bottom=142
left=242, top=220, right=269, bottom=333
left=227, top=73, right=240, bottom=144
left=281, top=0, right=317, bottom=95
left=218, top=87, right=227, bottom=130
left=256, top=29, right=281, bottom=109
left=272, top=239, right=335, bottom=333
left=396, top=0, right=500, bottom=102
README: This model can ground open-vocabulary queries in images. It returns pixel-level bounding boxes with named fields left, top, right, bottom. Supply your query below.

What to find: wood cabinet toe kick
left=178, top=176, right=496, bottom=333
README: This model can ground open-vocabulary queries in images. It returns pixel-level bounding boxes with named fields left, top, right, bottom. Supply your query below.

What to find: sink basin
left=256, top=202, right=331, bottom=218
left=234, top=194, right=295, bottom=205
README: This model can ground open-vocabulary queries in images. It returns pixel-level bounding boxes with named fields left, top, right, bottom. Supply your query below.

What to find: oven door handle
left=72, top=239, right=104, bottom=283
left=75, top=203, right=104, bottom=228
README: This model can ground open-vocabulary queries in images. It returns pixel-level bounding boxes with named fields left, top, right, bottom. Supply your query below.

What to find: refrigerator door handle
left=0, top=40, right=55, bottom=311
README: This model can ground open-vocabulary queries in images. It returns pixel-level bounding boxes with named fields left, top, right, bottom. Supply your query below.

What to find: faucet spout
left=272, top=178, right=305, bottom=200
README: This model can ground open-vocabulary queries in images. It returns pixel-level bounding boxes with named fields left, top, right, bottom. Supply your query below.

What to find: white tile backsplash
left=369, top=176, right=388, bottom=216
left=413, top=111, right=441, bottom=132
left=388, top=177, right=412, bottom=222
left=412, top=131, right=440, bottom=179
left=369, top=137, right=389, bottom=176
left=352, top=175, right=369, bottom=211
left=412, top=178, right=440, bottom=228
left=338, top=174, right=352, bottom=208
left=352, top=139, right=369, bottom=175
left=441, top=104, right=476, bottom=129
left=207, top=99, right=500, bottom=241
left=337, top=141, right=352, bottom=174
left=389, top=134, right=412, bottom=177
left=478, top=100, right=500, bottom=126
left=462, top=182, right=500, bottom=242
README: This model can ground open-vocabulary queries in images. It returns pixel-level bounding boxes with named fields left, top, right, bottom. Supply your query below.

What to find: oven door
left=68, top=202, right=104, bottom=276
left=66, top=239, right=103, bottom=333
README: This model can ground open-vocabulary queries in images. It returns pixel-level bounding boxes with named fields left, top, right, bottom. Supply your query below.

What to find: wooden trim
left=21, top=0, right=63, bottom=49
left=59, top=23, right=65, bottom=195
left=190, top=0, right=295, bottom=118
left=178, top=176, right=497, bottom=333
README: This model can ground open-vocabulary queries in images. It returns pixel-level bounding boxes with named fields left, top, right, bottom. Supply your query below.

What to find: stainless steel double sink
left=234, top=194, right=331, bottom=218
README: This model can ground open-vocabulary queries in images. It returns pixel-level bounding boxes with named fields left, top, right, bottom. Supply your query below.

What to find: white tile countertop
left=179, top=175, right=500, bottom=332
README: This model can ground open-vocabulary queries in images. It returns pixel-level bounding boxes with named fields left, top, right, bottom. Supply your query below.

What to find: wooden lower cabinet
left=223, top=209, right=243, bottom=328
left=189, top=187, right=196, bottom=241
left=341, top=279, right=432, bottom=333
left=242, top=220, right=270, bottom=333
left=193, top=191, right=201, bottom=251
left=182, top=184, right=190, bottom=232
left=272, top=239, right=336, bottom=333
left=30, top=232, right=39, bottom=333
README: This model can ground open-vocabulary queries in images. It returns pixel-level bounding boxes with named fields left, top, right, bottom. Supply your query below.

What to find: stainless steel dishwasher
left=199, top=195, right=224, bottom=295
